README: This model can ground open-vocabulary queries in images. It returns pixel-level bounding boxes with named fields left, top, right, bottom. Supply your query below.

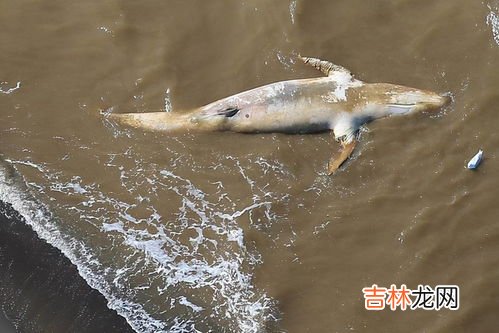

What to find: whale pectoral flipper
left=299, top=56, right=351, bottom=78
left=328, top=140, right=357, bottom=175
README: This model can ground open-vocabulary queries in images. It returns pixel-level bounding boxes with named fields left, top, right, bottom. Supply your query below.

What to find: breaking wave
left=0, top=146, right=293, bottom=332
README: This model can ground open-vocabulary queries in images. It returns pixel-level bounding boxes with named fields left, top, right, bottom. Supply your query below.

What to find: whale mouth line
left=386, top=103, right=416, bottom=115
left=386, top=103, right=417, bottom=108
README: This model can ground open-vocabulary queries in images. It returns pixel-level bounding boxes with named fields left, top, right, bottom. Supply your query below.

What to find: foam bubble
left=487, top=5, right=499, bottom=46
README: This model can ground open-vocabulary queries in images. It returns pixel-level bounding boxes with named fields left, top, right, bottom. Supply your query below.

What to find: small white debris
left=467, top=149, right=483, bottom=170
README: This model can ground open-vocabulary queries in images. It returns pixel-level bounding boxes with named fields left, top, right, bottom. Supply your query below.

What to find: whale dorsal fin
left=299, top=56, right=352, bottom=79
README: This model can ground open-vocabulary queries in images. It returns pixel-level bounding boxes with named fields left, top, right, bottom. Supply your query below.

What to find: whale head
left=359, top=83, right=450, bottom=119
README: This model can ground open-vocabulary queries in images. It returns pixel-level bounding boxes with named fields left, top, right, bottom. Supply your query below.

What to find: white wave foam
left=0, top=81, right=21, bottom=94
left=164, top=88, right=173, bottom=113
left=1, top=150, right=295, bottom=332
left=0, top=162, right=169, bottom=332
left=487, top=5, right=499, bottom=46
left=289, top=0, right=298, bottom=24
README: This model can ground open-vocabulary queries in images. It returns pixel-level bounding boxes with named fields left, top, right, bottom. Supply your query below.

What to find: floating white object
left=467, top=149, right=483, bottom=169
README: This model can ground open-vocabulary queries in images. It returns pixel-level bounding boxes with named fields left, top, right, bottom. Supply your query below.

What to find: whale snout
left=385, top=86, right=451, bottom=115
left=418, top=93, right=451, bottom=111
left=436, top=94, right=452, bottom=108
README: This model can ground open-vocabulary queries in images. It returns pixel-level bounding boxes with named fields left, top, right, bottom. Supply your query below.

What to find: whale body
left=108, top=57, right=450, bottom=174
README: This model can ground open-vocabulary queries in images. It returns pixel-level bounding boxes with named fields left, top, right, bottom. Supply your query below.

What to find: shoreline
left=0, top=200, right=134, bottom=333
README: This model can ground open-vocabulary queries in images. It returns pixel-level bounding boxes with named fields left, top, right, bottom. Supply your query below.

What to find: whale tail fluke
left=106, top=111, right=195, bottom=132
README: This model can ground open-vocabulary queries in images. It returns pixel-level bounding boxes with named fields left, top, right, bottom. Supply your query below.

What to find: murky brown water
left=1, top=0, right=499, bottom=332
